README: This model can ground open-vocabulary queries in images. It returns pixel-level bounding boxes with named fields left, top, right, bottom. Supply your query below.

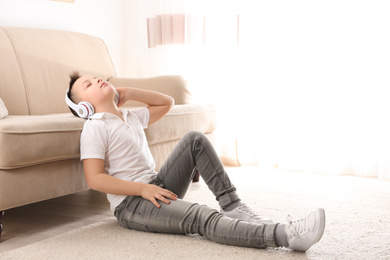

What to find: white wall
left=121, top=0, right=143, bottom=77
left=0, top=0, right=123, bottom=75
left=121, top=0, right=157, bottom=78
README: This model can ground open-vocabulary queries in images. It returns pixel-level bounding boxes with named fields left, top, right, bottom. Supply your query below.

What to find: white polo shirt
left=80, top=107, right=157, bottom=210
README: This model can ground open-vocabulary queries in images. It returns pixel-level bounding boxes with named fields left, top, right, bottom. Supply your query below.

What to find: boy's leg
left=157, top=131, right=239, bottom=209
left=157, top=131, right=272, bottom=224
left=114, top=195, right=325, bottom=251
left=115, top=195, right=278, bottom=249
left=115, top=196, right=325, bottom=251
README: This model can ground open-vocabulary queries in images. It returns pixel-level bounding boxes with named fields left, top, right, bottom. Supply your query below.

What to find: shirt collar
left=88, top=110, right=125, bottom=121
left=88, top=113, right=105, bottom=120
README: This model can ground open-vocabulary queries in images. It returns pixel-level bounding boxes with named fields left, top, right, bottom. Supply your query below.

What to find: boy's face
left=72, top=75, right=116, bottom=107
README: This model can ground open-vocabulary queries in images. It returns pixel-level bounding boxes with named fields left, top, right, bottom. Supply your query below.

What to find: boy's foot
left=220, top=203, right=273, bottom=224
left=286, top=208, right=326, bottom=252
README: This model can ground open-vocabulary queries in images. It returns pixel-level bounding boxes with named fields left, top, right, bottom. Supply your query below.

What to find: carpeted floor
left=1, top=167, right=390, bottom=260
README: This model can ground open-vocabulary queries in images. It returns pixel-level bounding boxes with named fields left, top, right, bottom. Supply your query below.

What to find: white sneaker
left=220, top=203, right=273, bottom=224
left=286, top=208, right=326, bottom=252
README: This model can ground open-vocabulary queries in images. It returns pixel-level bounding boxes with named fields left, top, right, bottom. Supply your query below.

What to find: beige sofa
left=0, top=27, right=217, bottom=241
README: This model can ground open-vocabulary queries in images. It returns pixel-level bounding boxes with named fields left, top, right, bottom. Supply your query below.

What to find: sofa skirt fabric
left=0, top=159, right=87, bottom=211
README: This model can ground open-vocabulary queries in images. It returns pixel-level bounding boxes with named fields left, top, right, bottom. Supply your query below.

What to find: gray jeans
left=114, top=131, right=278, bottom=248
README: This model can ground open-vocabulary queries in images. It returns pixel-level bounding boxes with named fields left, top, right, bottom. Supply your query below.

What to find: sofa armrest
left=108, top=75, right=192, bottom=106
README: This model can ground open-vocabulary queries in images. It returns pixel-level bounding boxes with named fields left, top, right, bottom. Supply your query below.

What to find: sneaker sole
left=287, top=208, right=326, bottom=251
left=312, top=208, right=326, bottom=245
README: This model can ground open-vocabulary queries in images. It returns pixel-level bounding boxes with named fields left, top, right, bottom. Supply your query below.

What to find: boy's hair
left=68, top=71, right=81, bottom=117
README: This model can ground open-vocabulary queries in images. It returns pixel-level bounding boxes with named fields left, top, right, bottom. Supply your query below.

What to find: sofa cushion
left=0, top=29, right=30, bottom=115
left=0, top=104, right=217, bottom=169
left=0, top=114, right=85, bottom=169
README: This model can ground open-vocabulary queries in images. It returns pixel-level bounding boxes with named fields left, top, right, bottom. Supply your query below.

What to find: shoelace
left=237, top=204, right=265, bottom=219
left=287, top=215, right=308, bottom=238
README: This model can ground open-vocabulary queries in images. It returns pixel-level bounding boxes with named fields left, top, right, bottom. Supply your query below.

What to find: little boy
left=66, top=72, right=325, bottom=252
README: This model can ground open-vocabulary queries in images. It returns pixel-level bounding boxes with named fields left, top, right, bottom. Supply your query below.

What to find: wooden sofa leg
left=0, top=211, right=4, bottom=242
left=192, top=170, right=200, bottom=182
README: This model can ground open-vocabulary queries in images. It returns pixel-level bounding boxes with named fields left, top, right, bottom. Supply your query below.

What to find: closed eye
left=82, top=79, right=92, bottom=88
left=83, top=81, right=91, bottom=88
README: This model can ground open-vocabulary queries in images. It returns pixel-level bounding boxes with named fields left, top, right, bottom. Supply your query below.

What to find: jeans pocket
left=123, top=219, right=153, bottom=233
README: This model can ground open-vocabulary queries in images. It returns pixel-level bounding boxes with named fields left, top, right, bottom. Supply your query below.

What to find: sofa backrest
left=0, top=27, right=116, bottom=115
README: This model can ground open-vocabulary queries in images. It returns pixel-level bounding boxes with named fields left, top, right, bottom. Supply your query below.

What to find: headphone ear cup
left=77, top=101, right=95, bottom=118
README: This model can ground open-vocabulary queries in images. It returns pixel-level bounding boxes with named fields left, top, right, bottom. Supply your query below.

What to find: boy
left=66, top=72, right=325, bottom=251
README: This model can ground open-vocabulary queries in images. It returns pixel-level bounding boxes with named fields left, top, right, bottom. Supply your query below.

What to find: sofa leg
left=192, top=170, right=200, bottom=182
left=0, top=211, right=4, bottom=242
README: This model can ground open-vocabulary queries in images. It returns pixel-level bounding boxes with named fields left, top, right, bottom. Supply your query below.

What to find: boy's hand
left=115, top=87, right=130, bottom=107
left=114, top=87, right=173, bottom=126
left=140, top=184, right=178, bottom=208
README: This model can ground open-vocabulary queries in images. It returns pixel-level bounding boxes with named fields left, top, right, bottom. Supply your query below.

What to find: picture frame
left=50, top=0, right=74, bottom=3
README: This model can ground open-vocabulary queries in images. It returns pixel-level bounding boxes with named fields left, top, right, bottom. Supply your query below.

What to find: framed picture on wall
left=50, top=0, right=74, bottom=3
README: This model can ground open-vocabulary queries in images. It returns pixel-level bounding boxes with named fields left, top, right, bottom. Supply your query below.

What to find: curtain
left=123, top=0, right=390, bottom=181
left=236, top=0, right=390, bottom=181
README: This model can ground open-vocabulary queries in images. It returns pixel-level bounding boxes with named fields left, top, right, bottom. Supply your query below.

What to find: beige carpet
left=1, top=167, right=390, bottom=260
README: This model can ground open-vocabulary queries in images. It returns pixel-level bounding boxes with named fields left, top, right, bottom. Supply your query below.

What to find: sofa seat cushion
left=0, top=114, right=85, bottom=169
left=0, top=104, right=217, bottom=169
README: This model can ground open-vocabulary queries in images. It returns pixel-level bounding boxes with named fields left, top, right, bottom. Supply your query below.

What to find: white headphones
left=65, top=89, right=120, bottom=119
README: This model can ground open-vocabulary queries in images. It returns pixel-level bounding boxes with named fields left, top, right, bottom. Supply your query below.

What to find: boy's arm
left=83, top=158, right=177, bottom=208
left=116, top=87, right=174, bottom=126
